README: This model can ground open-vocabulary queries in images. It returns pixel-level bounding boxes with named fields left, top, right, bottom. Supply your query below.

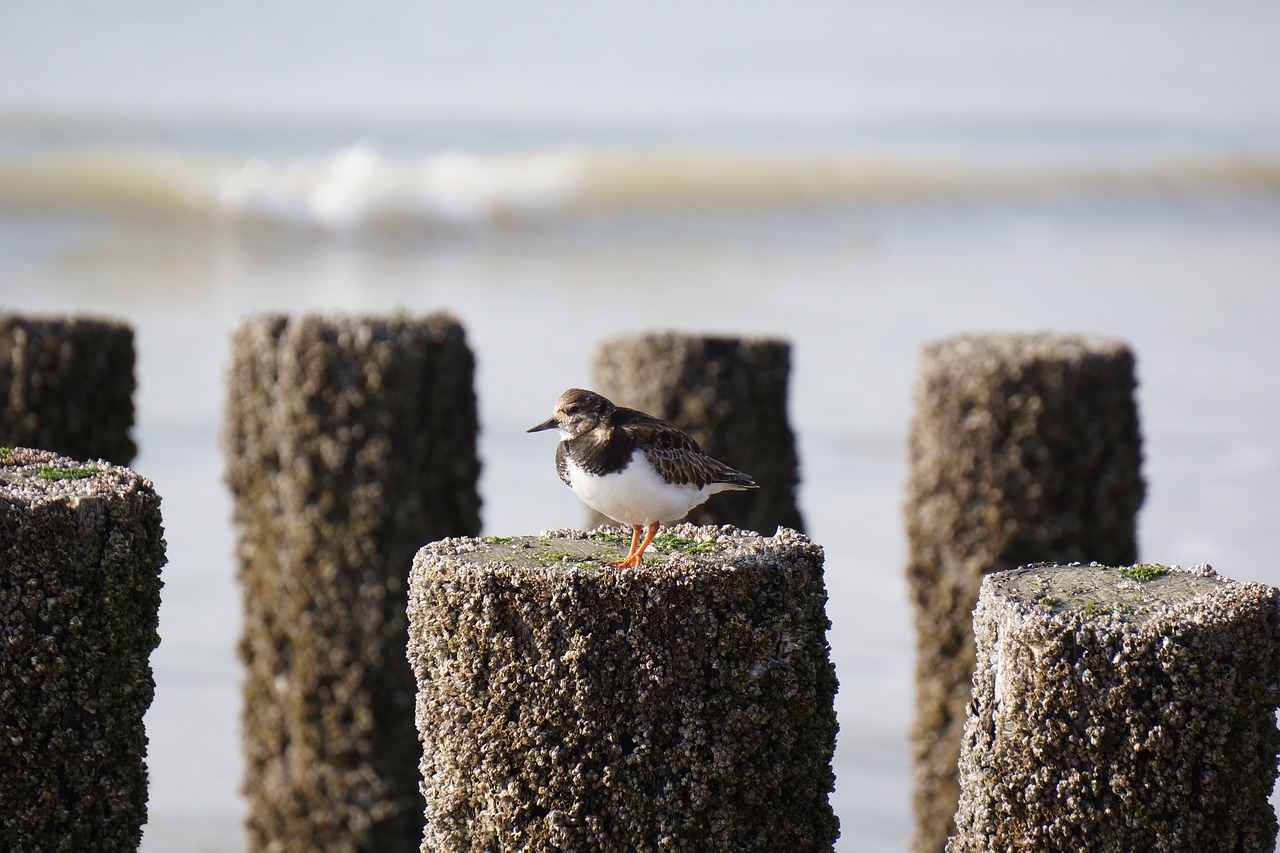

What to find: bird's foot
left=605, top=522, right=658, bottom=569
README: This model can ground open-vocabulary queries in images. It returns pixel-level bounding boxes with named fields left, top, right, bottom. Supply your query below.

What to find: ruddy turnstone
left=527, top=388, right=758, bottom=568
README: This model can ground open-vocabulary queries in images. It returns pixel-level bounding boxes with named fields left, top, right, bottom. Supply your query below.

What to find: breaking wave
left=2, top=140, right=1278, bottom=231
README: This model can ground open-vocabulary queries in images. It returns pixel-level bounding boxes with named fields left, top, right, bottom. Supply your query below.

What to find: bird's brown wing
left=640, top=441, right=757, bottom=489
left=612, top=411, right=754, bottom=489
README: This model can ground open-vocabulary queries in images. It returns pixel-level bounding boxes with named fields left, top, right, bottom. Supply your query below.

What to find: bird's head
left=527, top=388, right=614, bottom=439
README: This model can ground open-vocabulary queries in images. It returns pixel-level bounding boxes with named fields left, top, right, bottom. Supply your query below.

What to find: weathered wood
left=0, top=447, right=164, bottom=851
left=407, top=524, right=838, bottom=852
left=904, top=333, right=1144, bottom=852
left=0, top=314, right=136, bottom=465
left=950, top=562, right=1280, bottom=852
left=224, top=312, right=481, bottom=853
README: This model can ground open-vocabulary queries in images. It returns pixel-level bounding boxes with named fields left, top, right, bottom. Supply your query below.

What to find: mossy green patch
left=35, top=465, right=102, bottom=481
left=1083, top=600, right=1113, bottom=617
left=651, top=532, right=718, bottom=556
left=1124, top=564, right=1169, bottom=582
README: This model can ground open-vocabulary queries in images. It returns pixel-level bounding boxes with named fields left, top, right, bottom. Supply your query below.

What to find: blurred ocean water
left=4, top=137, right=1280, bottom=233
left=2, top=2, right=1279, bottom=851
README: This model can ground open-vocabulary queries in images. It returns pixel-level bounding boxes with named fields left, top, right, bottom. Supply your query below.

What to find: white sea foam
left=211, top=141, right=582, bottom=229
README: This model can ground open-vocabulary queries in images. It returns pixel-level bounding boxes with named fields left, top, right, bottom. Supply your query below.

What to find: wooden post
left=950, top=562, right=1280, bottom=852
left=592, top=331, right=803, bottom=534
left=223, top=312, right=481, bottom=853
left=407, top=524, right=838, bottom=852
left=904, top=333, right=1144, bottom=852
left=0, top=314, right=136, bottom=465
left=0, top=447, right=164, bottom=851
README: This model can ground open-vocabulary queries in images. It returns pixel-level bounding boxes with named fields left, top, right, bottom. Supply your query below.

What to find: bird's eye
left=566, top=405, right=580, bottom=415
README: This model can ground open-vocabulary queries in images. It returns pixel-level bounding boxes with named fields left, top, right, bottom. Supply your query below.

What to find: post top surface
left=986, top=561, right=1253, bottom=623
left=922, top=331, right=1130, bottom=362
left=0, top=447, right=149, bottom=505
left=415, top=523, right=816, bottom=577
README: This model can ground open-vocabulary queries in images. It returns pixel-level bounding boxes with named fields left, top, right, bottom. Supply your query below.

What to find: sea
left=2, top=2, right=1279, bottom=850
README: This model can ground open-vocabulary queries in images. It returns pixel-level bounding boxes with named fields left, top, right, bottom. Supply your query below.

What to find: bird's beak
left=527, top=416, right=559, bottom=433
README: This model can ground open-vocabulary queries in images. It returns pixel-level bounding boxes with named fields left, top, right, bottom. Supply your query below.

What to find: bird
left=527, top=388, right=758, bottom=568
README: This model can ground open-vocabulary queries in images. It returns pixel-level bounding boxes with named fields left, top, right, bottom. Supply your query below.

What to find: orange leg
left=608, top=525, right=643, bottom=567
left=610, top=521, right=660, bottom=569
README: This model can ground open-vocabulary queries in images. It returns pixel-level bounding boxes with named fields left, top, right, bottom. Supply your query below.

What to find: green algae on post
left=34, top=464, right=103, bottom=481
left=650, top=530, right=720, bottom=556
left=1125, top=563, right=1169, bottom=582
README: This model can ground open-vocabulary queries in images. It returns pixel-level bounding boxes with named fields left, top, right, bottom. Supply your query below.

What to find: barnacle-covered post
left=950, top=562, right=1280, bottom=852
left=0, top=314, right=137, bottom=464
left=223, top=312, right=481, bottom=853
left=406, top=525, right=839, bottom=852
left=0, top=447, right=165, bottom=850
left=904, top=333, right=1144, bottom=852
left=592, top=332, right=803, bottom=533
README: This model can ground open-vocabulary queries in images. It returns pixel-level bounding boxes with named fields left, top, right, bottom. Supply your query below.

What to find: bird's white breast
left=563, top=449, right=714, bottom=526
